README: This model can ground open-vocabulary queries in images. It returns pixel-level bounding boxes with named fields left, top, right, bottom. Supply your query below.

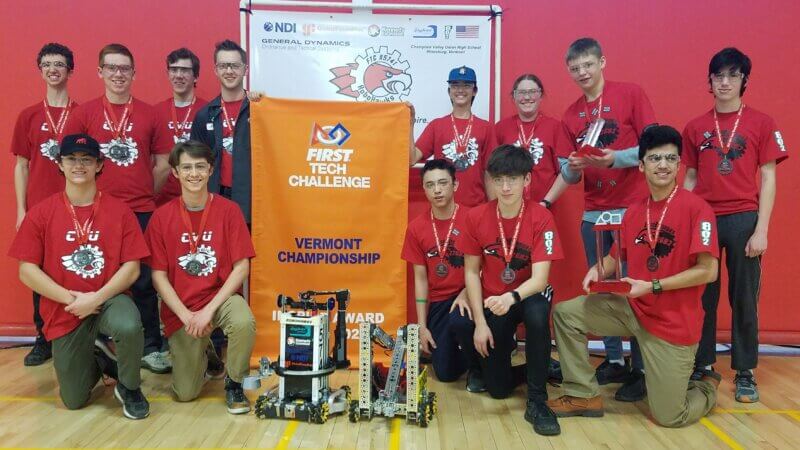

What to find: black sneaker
left=690, top=366, right=713, bottom=382
left=23, top=339, right=52, bottom=366
left=524, top=401, right=561, bottom=436
left=548, top=358, right=563, bottom=384
left=595, top=359, right=630, bottom=385
left=615, top=369, right=646, bottom=402
left=225, top=376, right=251, bottom=414
left=466, top=369, right=487, bottom=393
left=114, top=383, right=150, bottom=420
left=94, top=341, right=118, bottom=381
left=734, top=371, right=759, bottom=403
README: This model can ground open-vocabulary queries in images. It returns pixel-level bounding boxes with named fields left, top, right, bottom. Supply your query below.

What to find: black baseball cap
left=60, top=134, right=102, bottom=158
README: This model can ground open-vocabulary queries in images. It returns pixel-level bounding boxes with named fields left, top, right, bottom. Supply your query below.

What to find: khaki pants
left=168, top=295, right=256, bottom=401
left=553, top=294, right=717, bottom=427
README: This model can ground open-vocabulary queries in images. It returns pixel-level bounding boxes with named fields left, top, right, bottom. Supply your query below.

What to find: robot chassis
left=348, top=322, right=437, bottom=427
left=250, top=289, right=351, bottom=424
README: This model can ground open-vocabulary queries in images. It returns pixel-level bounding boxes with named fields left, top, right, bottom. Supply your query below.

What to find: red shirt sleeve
left=557, top=120, right=576, bottom=158
left=460, top=208, right=483, bottom=256
left=631, top=85, right=657, bottom=135
left=681, top=123, right=698, bottom=170
left=400, top=221, right=425, bottom=265
left=227, top=204, right=256, bottom=261
left=758, top=116, right=789, bottom=166
left=688, top=197, right=720, bottom=258
left=151, top=108, right=174, bottom=155
left=8, top=206, right=45, bottom=265
left=10, top=108, right=33, bottom=158
left=120, top=207, right=150, bottom=263
left=144, top=211, right=169, bottom=271
left=481, top=122, right=497, bottom=171
left=415, top=120, right=436, bottom=160
left=530, top=209, right=564, bottom=262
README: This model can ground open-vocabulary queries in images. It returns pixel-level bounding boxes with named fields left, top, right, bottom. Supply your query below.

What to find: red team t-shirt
left=401, top=205, right=470, bottom=302
left=561, top=81, right=657, bottom=211
left=619, top=188, right=719, bottom=345
left=462, top=200, right=563, bottom=297
left=219, top=99, right=243, bottom=188
left=145, top=195, right=255, bottom=337
left=682, top=106, right=789, bottom=215
left=64, top=96, right=172, bottom=212
left=416, top=115, right=495, bottom=207
left=8, top=193, right=150, bottom=341
left=153, top=97, right=208, bottom=206
left=10, top=101, right=79, bottom=208
left=494, top=113, right=562, bottom=202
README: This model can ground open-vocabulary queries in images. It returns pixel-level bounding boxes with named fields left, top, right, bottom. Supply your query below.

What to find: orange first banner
left=249, top=97, right=409, bottom=362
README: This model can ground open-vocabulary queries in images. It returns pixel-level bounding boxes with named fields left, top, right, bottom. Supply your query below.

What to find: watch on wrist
left=511, top=290, right=522, bottom=304
left=651, top=279, right=662, bottom=295
left=540, top=199, right=552, bottom=209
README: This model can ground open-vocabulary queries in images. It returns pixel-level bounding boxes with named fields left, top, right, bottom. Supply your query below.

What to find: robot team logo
left=634, top=223, right=677, bottom=258
left=310, top=123, right=351, bottom=146
left=329, top=46, right=412, bottom=102
left=442, top=138, right=479, bottom=171
left=100, top=137, right=139, bottom=167
left=577, top=119, right=620, bottom=148
left=699, top=129, right=747, bottom=175
left=62, top=244, right=105, bottom=279
left=483, top=240, right=532, bottom=270
left=178, top=245, right=217, bottom=277
left=425, top=240, right=465, bottom=269
left=513, top=138, right=545, bottom=165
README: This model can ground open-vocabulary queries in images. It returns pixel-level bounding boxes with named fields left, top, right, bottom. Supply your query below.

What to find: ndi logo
left=264, top=21, right=297, bottom=33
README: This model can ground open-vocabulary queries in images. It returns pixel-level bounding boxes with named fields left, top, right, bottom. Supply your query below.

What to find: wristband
left=511, top=290, right=522, bottom=304
left=651, top=279, right=662, bottom=295
left=416, top=298, right=428, bottom=304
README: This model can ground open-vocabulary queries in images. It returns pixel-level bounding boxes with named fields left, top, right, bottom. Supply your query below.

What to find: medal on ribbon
left=713, top=104, right=745, bottom=176
left=645, top=186, right=679, bottom=273
left=431, top=205, right=459, bottom=278
left=497, top=202, right=525, bottom=284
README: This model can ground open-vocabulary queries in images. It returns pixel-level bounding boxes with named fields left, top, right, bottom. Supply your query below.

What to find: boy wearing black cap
left=9, top=134, right=152, bottom=420
left=410, top=66, right=495, bottom=207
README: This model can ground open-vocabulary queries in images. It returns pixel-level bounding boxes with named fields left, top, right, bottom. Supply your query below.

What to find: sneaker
left=615, top=369, right=646, bottom=402
left=94, top=341, right=118, bottom=381
left=205, top=345, right=225, bottom=380
left=734, top=371, right=759, bottom=403
left=225, top=376, right=251, bottom=414
left=700, top=370, right=722, bottom=389
left=546, top=395, right=604, bottom=418
left=524, top=401, right=561, bottom=436
left=595, top=359, right=630, bottom=385
left=690, top=366, right=715, bottom=382
left=548, top=358, right=563, bottom=384
left=141, top=351, right=172, bottom=374
left=466, top=369, right=487, bottom=393
left=23, top=339, right=52, bottom=366
left=114, top=383, right=150, bottom=420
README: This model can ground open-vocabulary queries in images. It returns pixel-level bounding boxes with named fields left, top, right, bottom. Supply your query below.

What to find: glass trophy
left=588, top=211, right=631, bottom=294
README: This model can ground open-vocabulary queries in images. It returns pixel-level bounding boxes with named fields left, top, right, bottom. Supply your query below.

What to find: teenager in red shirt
left=64, top=43, right=173, bottom=374
left=154, top=47, right=207, bottom=206
left=9, top=134, right=151, bottom=419
left=11, top=42, right=77, bottom=366
left=146, top=140, right=255, bottom=414
left=548, top=125, right=720, bottom=427
left=410, top=66, right=494, bottom=207
left=560, top=38, right=657, bottom=400
left=456, top=145, right=563, bottom=436
left=683, top=48, right=789, bottom=403
left=401, top=159, right=474, bottom=386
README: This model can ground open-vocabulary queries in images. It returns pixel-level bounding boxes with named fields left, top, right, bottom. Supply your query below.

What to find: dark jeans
left=426, top=296, right=469, bottom=382
left=581, top=220, right=643, bottom=370
left=33, top=292, right=47, bottom=343
left=452, top=287, right=554, bottom=402
left=134, top=211, right=162, bottom=355
left=695, top=211, right=761, bottom=370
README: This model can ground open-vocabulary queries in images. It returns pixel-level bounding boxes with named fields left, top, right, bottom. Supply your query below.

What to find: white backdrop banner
left=249, top=11, right=492, bottom=138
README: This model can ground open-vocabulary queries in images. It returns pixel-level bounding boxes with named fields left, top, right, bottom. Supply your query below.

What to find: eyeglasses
left=215, top=62, right=245, bottom=72
left=491, top=175, right=524, bottom=187
left=39, top=61, right=68, bottom=70
left=423, top=179, right=453, bottom=190
left=61, top=156, right=97, bottom=166
left=513, top=89, right=543, bottom=99
left=168, top=66, right=194, bottom=76
left=644, top=153, right=680, bottom=164
left=710, top=71, right=744, bottom=82
left=568, top=61, right=597, bottom=74
left=102, top=64, right=134, bottom=75
left=178, top=163, right=211, bottom=174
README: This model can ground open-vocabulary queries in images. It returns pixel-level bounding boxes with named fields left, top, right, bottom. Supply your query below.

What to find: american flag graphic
left=455, top=25, right=479, bottom=38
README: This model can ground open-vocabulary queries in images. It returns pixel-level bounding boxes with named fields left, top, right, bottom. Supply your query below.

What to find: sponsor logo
left=368, top=24, right=380, bottom=37
left=264, top=21, right=297, bottom=33
left=413, top=25, right=437, bottom=38
left=303, top=23, right=367, bottom=36
left=368, top=24, right=404, bottom=37
left=310, top=123, right=351, bottom=147
left=444, top=25, right=453, bottom=39
left=329, top=46, right=412, bottom=102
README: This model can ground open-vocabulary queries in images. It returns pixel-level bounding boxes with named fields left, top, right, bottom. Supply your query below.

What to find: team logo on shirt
left=425, top=239, right=465, bottom=270
left=329, top=46, right=413, bottom=102
left=513, top=138, right=544, bottom=165
left=699, top=129, right=747, bottom=175
left=442, top=138, right=479, bottom=171
left=178, top=244, right=217, bottom=277
left=577, top=119, right=619, bottom=148
left=100, top=137, right=139, bottom=167
left=774, top=131, right=786, bottom=152
left=634, top=223, right=676, bottom=259
left=483, top=240, right=532, bottom=270
left=61, top=244, right=105, bottom=279
left=39, top=138, right=61, bottom=162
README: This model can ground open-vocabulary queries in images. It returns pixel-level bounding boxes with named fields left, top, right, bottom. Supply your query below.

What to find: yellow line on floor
left=275, top=421, right=298, bottom=450
left=388, top=418, right=401, bottom=450
left=789, top=412, right=800, bottom=423
left=700, top=417, right=744, bottom=450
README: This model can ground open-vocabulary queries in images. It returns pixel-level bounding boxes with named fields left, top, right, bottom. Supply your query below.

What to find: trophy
left=588, top=211, right=630, bottom=294
left=576, top=118, right=606, bottom=157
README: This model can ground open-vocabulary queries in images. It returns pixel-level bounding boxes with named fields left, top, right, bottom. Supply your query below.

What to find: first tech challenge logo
left=329, top=46, right=412, bottom=102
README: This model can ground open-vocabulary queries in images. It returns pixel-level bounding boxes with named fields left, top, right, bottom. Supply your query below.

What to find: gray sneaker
left=224, top=376, right=251, bottom=414
left=141, top=351, right=172, bottom=374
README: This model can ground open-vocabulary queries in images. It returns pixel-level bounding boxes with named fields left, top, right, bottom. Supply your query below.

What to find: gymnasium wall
left=2, top=0, right=798, bottom=343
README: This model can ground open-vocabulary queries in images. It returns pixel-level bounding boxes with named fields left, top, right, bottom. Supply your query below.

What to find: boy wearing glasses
left=456, top=145, right=563, bottom=436
left=682, top=47, right=789, bottom=403
left=145, top=140, right=256, bottom=414
left=410, top=66, right=495, bottom=207
left=65, top=43, right=173, bottom=375
left=9, top=134, right=151, bottom=419
left=154, top=48, right=207, bottom=206
left=560, top=37, right=657, bottom=400
left=12, top=42, right=77, bottom=366
left=549, top=125, right=720, bottom=427
left=190, top=40, right=252, bottom=223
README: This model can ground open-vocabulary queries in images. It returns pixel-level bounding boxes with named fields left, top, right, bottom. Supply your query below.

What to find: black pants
left=695, top=211, right=761, bottom=370
left=426, top=297, right=469, bottom=382
left=133, top=211, right=162, bottom=354
left=33, top=292, right=46, bottom=344
left=452, top=287, right=554, bottom=402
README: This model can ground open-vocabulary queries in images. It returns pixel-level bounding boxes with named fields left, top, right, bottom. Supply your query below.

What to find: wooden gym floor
left=1, top=347, right=799, bottom=449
